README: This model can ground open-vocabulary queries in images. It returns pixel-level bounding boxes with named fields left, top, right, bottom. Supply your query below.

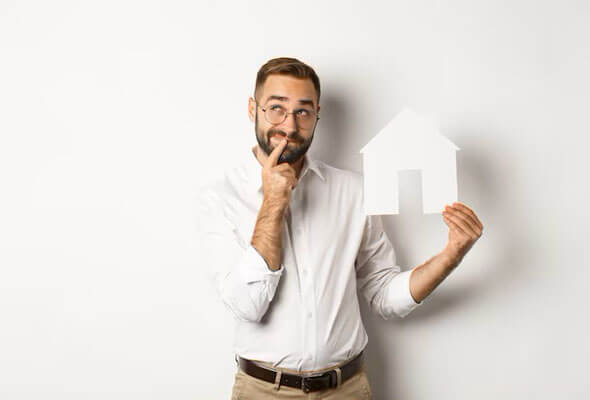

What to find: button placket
left=289, top=193, right=315, bottom=369
left=295, top=202, right=317, bottom=369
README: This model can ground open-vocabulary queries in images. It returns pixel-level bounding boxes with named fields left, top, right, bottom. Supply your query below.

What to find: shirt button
left=302, top=269, right=307, bottom=276
left=307, top=311, right=312, bottom=318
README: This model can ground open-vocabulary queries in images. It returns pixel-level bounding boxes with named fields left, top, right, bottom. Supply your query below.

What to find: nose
left=280, top=111, right=298, bottom=132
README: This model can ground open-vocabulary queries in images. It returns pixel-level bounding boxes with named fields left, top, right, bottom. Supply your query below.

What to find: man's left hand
left=442, top=202, right=484, bottom=262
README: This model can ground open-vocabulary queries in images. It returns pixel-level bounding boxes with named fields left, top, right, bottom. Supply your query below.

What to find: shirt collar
left=242, top=144, right=325, bottom=194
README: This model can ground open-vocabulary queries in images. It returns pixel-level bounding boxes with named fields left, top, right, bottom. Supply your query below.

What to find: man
left=196, top=57, right=483, bottom=399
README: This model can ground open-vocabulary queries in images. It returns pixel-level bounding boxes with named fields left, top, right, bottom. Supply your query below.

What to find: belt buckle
left=301, top=371, right=334, bottom=393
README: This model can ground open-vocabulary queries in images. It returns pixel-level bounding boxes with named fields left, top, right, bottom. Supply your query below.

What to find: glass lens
left=264, top=105, right=316, bottom=128
left=295, top=110, right=315, bottom=128
left=267, top=107, right=285, bottom=124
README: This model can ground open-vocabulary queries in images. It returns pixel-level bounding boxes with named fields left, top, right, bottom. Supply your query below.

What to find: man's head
left=248, top=57, right=321, bottom=165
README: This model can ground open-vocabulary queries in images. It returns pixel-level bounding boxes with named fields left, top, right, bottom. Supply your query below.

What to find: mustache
left=267, top=129, right=303, bottom=143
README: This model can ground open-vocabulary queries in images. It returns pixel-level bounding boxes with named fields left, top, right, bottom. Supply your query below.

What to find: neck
left=291, top=156, right=305, bottom=179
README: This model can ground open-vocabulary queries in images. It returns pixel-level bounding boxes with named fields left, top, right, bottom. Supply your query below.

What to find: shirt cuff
left=237, top=244, right=284, bottom=285
left=386, top=267, right=423, bottom=318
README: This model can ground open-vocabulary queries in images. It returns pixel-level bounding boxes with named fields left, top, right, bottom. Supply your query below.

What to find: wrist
left=441, top=245, right=463, bottom=266
left=262, top=196, right=289, bottom=215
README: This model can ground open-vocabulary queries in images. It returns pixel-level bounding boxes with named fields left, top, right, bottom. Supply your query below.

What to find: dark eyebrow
left=265, top=95, right=315, bottom=108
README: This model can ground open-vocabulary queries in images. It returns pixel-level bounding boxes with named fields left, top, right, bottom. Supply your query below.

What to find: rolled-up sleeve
left=355, top=214, right=422, bottom=319
left=195, top=188, right=283, bottom=323
left=237, top=244, right=283, bottom=302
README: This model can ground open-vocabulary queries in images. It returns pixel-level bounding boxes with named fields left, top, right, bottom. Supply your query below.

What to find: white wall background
left=1, top=1, right=588, bottom=399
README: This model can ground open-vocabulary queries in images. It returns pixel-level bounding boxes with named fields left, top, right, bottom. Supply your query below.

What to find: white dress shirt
left=195, top=144, right=422, bottom=372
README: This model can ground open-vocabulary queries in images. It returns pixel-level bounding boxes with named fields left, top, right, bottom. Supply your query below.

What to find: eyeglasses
left=256, top=101, right=319, bottom=129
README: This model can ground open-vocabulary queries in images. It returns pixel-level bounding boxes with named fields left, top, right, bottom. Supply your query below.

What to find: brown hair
left=254, top=57, right=321, bottom=104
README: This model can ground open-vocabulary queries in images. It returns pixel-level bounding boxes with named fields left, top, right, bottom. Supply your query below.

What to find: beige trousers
left=230, top=358, right=373, bottom=399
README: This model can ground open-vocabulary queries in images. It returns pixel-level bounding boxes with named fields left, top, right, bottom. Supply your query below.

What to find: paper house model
left=359, top=107, right=460, bottom=215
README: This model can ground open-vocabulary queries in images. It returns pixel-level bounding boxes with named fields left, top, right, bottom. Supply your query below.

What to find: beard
left=254, top=109, right=315, bottom=165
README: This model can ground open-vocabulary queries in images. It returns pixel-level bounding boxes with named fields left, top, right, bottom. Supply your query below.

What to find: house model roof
left=360, top=107, right=460, bottom=154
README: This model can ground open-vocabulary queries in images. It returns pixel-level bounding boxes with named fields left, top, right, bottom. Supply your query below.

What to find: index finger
left=453, top=202, right=483, bottom=230
left=265, top=138, right=288, bottom=168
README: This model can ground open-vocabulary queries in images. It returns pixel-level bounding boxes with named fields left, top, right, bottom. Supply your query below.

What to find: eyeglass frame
left=254, top=100, right=320, bottom=128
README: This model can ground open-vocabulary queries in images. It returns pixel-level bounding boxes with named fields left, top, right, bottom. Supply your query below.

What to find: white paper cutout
left=359, top=107, right=460, bottom=215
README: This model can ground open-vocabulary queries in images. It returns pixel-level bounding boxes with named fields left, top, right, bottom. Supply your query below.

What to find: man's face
left=249, top=74, right=320, bottom=165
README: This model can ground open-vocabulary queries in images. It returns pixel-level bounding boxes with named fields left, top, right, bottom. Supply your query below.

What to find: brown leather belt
left=236, top=351, right=363, bottom=393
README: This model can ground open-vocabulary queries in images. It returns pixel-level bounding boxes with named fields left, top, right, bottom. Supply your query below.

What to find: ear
left=248, top=97, right=256, bottom=122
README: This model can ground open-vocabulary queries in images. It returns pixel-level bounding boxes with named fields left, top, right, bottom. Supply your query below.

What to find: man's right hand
left=260, top=138, right=297, bottom=211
